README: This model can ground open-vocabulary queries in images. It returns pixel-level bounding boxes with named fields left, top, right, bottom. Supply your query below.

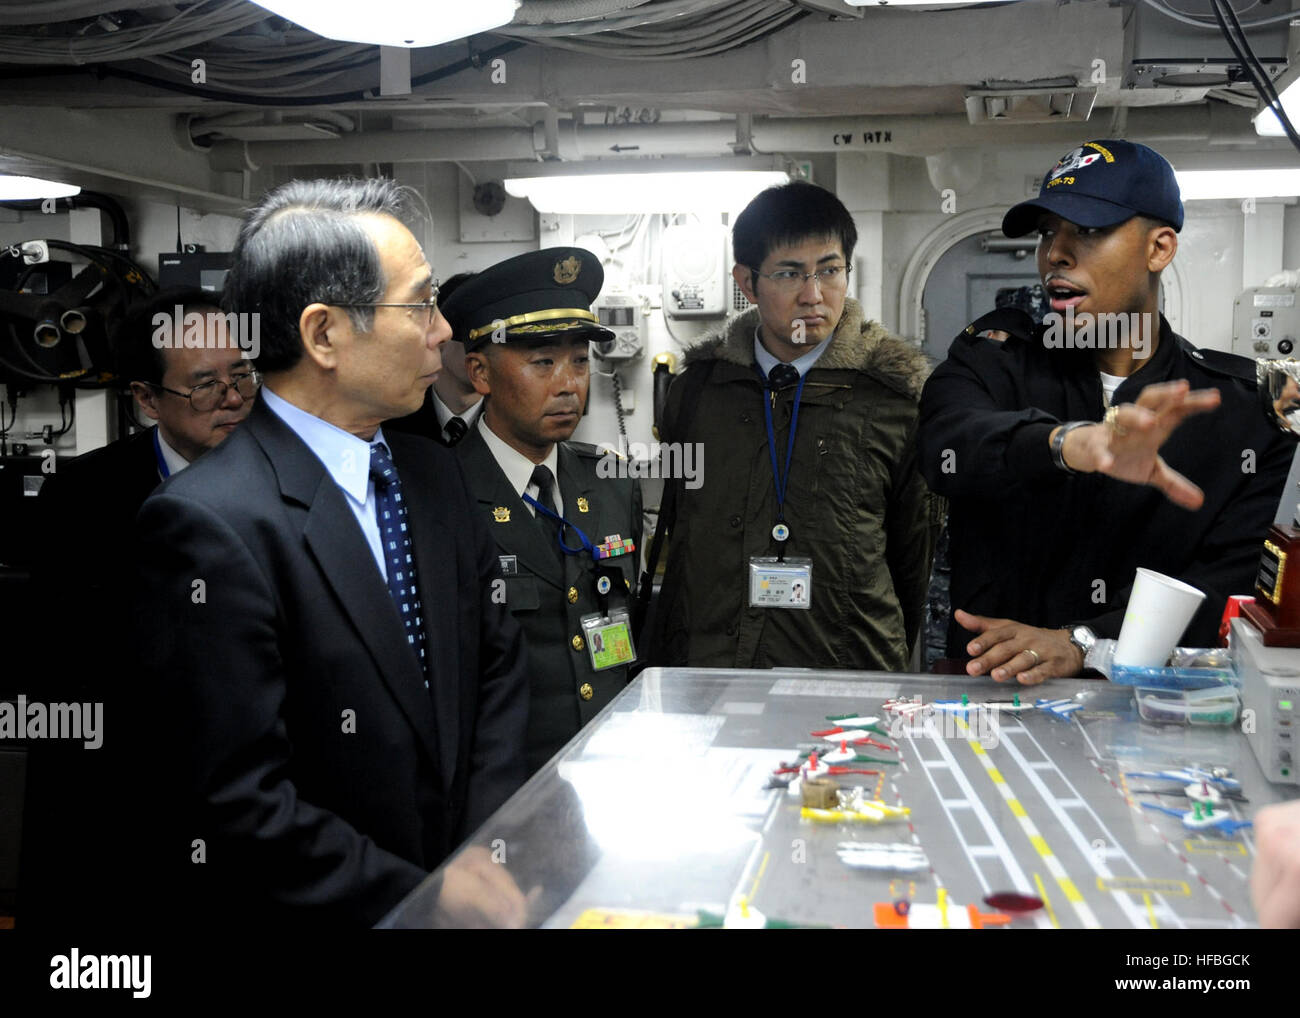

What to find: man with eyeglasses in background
left=652, top=181, right=937, bottom=670
left=24, top=286, right=258, bottom=930
left=39, top=285, right=258, bottom=546
left=128, top=179, right=532, bottom=930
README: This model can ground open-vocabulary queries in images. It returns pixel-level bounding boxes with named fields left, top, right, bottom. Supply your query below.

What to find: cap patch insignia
left=554, top=256, right=582, bottom=285
left=1049, top=146, right=1102, bottom=181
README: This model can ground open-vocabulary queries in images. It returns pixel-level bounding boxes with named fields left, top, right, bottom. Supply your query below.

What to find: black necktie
left=444, top=416, right=467, bottom=446
left=530, top=464, right=564, bottom=564
left=768, top=363, right=800, bottom=389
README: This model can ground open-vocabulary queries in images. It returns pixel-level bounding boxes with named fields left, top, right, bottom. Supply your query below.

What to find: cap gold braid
left=467, top=307, right=599, bottom=341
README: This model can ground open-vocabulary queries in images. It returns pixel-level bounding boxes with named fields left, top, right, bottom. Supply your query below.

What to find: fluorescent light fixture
left=1176, top=169, right=1300, bottom=200
left=844, top=0, right=1012, bottom=5
left=249, top=0, right=519, bottom=47
left=504, top=158, right=791, bottom=214
left=0, top=175, right=80, bottom=200
left=1255, top=62, right=1300, bottom=137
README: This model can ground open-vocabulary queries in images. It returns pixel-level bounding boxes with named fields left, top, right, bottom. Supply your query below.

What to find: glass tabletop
left=380, top=668, right=1282, bottom=929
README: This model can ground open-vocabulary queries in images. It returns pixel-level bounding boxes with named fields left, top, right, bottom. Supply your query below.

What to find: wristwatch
left=1050, top=421, right=1090, bottom=473
left=1067, top=625, right=1096, bottom=662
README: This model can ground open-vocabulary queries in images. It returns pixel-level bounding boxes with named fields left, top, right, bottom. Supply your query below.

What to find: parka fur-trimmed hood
left=681, top=298, right=930, bottom=401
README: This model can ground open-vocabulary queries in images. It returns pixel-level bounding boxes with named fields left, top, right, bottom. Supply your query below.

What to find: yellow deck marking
left=748, top=851, right=771, bottom=902
left=1058, top=879, right=1085, bottom=903
left=1097, top=876, right=1190, bottom=896
left=1033, top=873, right=1060, bottom=929
left=951, top=716, right=1099, bottom=927
left=1186, top=839, right=1247, bottom=856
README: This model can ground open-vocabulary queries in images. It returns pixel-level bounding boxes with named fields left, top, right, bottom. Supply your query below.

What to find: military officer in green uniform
left=444, top=248, right=643, bottom=775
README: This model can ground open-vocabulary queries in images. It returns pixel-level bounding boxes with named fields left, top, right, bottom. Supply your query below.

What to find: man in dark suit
left=449, top=249, right=643, bottom=775
left=38, top=286, right=257, bottom=604
left=133, top=179, right=531, bottom=928
left=20, top=287, right=256, bottom=929
left=385, top=271, right=482, bottom=446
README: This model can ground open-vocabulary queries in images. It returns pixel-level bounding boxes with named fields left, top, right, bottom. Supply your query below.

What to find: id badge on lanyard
left=749, top=366, right=813, bottom=609
left=581, top=607, right=637, bottom=670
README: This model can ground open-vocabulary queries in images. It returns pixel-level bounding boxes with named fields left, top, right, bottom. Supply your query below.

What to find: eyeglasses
left=335, top=286, right=441, bottom=327
left=153, top=369, right=261, bottom=413
left=752, top=264, right=852, bottom=293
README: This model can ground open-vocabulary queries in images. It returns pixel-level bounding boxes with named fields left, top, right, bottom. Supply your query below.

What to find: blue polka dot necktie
left=370, top=442, right=428, bottom=683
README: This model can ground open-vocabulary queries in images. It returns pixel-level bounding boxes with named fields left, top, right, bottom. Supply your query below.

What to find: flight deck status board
left=383, top=669, right=1284, bottom=931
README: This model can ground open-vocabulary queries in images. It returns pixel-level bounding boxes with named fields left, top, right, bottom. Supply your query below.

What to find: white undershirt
left=1099, top=370, right=1125, bottom=408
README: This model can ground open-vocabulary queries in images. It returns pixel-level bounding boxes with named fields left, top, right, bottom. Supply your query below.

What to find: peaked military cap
left=442, top=247, right=615, bottom=352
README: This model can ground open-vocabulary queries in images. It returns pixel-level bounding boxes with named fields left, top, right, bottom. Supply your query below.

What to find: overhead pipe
left=0, top=190, right=131, bottom=249
left=207, top=103, right=1268, bottom=172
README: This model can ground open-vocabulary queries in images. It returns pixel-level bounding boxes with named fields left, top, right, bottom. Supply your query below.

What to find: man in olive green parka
left=654, top=181, right=937, bottom=671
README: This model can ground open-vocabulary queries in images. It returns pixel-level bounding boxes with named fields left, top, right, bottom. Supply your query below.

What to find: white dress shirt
left=477, top=415, right=563, bottom=518
left=154, top=428, right=191, bottom=479
left=430, top=388, right=483, bottom=442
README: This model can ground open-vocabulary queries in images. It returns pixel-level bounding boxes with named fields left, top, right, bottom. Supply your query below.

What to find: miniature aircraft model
left=1124, top=766, right=1243, bottom=794
left=933, top=693, right=1026, bottom=713
left=812, top=724, right=890, bottom=741
left=1130, top=782, right=1248, bottom=806
left=772, top=750, right=880, bottom=781
left=882, top=696, right=931, bottom=718
left=874, top=889, right=1011, bottom=929
left=811, top=740, right=897, bottom=765
left=1036, top=697, right=1084, bottom=719
left=801, top=800, right=910, bottom=824
left=1141, top=800, right=1254, bottom=837
left=824, top=713, right=882, bottom=727
left=836, top=842, right=930, bottom=872
left=694, top=897, right=828, bottom=930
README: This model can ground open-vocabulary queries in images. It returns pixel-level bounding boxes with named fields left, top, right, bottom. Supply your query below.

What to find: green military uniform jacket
left=458, top=424, right=643, bottom=774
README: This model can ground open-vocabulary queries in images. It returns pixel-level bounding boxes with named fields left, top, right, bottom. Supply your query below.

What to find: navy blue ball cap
left=1002, top=139, right=1184, bottom=238
left=442, top=247, right=615, bottom=353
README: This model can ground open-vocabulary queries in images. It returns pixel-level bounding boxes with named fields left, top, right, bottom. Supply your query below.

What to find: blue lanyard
left=152, top=428, right=171, bottom=480
left=522, top=493, right=596, bottom=557
left=759, top=367, right=809, bottom=525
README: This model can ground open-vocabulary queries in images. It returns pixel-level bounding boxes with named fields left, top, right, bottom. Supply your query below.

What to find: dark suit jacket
left=457, top=425, right=642, bottom=774
left=20, top=428, right=161, bottom=928
left=37, top=427, right=160, bottom=650
left=133, top=398, right=529, bottom=927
